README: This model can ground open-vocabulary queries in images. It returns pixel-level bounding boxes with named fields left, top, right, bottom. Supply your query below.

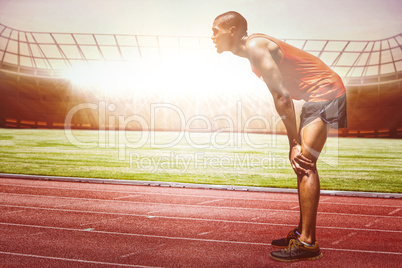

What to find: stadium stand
left=0, top=23, right=401, bottom=137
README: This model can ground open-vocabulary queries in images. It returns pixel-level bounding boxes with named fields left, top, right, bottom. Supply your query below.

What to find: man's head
left=212, top=11, right=248, bottom=53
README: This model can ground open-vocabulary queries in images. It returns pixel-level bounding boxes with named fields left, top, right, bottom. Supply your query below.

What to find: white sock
left=299, top=239, right=315, bottom=247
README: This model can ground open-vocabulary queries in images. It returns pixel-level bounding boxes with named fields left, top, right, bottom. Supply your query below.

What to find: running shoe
left=271, top=228, right=300, bottom=248
left=269, top=238, right=323, bottom=262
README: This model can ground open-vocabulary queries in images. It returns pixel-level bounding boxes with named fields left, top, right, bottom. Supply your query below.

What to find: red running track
left=0, top=178, right=401, bottom=267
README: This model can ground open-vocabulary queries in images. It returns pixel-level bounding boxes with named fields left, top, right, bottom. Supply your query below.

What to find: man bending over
left=211, top=11, right=347, bottom=262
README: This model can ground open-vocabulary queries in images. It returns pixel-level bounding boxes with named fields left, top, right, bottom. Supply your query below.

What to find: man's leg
left=270, top=117, right=329, bottom=261
left=271, top=117, right=328, bottom=248
left=298, top=117, right=329, bottom=244
left=296, top=174, right=303, bottom=234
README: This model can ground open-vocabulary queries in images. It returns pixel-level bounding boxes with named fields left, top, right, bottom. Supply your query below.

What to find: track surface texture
left=0, top=178, right=401, bottom=267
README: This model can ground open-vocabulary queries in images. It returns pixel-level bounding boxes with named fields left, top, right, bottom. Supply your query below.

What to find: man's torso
left=248, top=33, right=345, bottom=102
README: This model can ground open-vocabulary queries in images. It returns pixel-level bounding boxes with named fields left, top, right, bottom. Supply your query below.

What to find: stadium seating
left=0, top=23, right=401, bottom=137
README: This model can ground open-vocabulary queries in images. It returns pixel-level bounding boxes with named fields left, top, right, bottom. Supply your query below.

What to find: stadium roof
left=0, top=23, right=401, bottom=85
left=0, top=0, right=401, bottom=40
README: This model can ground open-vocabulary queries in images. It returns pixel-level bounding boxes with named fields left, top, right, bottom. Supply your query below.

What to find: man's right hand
left=289, top=144, right=315, bottom=175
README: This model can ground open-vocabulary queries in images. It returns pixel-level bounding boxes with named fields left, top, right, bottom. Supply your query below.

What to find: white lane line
left=331, top=232, right=357, bottom=245
left=197, top=199, right=223, bottom=205
left=120, top=244, right=166, bottom=259
left=0, top=183, right=297, bottom=202
left=365, top=219, right=381, bottom=228
left=1, top=193, right=401, bottom=218
left=0, top=204, right=294, bottom=227
left=79, top=216, right=125, bottom=227
left=318, top=225, right=400, bottom=233
left=198, top=231, right=213, bottom=236
left=29, top=232, right=46, bottom=237
left=0, top=251, right=158, bottom=267
left=113, top=195, right=142, bottom=200
left=320, top=247, right=402, bottom=255
left=0, top=204, right=401, bottom=233
left=2, top=182, right=400, bottom=207
left=147, top=209, right=168, bottom=215
left=0, top=222, right=270, bottom=246
left=388, top=208, right=401, bottom=215
left=3, top=209, right=26, bottom=215
left=1, top=222, right=401, bottom=256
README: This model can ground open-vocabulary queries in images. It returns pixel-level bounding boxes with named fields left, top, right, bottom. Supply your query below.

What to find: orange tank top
left=248, top=34, right=345, bottom=102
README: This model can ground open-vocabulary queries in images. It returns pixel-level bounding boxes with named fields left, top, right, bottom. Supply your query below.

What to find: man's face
left=211, top=19, right=232, bottom=53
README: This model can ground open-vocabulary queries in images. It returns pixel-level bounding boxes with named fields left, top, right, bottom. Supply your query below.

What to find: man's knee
left=298, top=146, right=318, bottom=176
left=296, top=161, right=317, bottom=183
left=301, top=144, right=320, bottom=163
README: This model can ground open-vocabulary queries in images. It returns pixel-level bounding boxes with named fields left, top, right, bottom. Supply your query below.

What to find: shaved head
left=214, top=11, right=248, bottom=36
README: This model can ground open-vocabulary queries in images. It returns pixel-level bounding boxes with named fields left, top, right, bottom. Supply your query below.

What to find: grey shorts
left=300, top=94, right=347, bottom=130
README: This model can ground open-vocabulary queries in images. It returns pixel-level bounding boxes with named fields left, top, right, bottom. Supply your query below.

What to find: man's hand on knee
left=290, top=145, right=316, bottom=175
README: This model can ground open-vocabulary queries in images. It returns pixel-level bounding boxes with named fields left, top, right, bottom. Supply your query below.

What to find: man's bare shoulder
left=245, top=35, right=282, bottom=63
left=245, top=36, right=269, bottom=50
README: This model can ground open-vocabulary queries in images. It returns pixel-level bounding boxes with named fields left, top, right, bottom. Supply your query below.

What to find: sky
left=0, top=0, right=401, bottom=40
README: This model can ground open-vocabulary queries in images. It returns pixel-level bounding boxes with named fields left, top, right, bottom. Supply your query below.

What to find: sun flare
left=63, top=51, right=263, bottom=99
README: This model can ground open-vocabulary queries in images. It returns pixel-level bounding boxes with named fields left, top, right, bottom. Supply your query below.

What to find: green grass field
left=0, top=128, right=401, bottom=193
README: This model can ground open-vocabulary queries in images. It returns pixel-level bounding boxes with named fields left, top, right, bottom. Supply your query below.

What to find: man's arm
left=245, top=39, right=299, bottom=147
left=245, top=38, right=312, bottom=174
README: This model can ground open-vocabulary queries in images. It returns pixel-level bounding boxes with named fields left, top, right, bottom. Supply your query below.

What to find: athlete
left=211, top=11, right=347, bottom=262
